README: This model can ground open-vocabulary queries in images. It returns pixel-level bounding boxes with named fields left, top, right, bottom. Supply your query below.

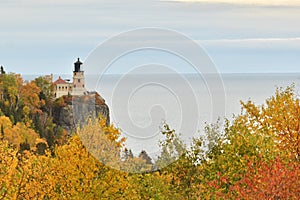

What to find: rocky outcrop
left=53, top=92, right=110, bottom=133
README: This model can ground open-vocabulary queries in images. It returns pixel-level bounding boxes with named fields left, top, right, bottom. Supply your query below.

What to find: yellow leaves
left=0, top=82, right=298, bottom=199
left=241, top=86, right=300, bottom=160
left=21, top=81, right=43, bottom=114
left=6, top=122, right=39, bottom=149
left=197, top=85, right=300, bottom=199
left=22, top=106, right=30, bottom=116
left=0, top=116, right=40, bottom=150
left=15, top=123, right=39, bottom=147
left=99, top=117, right=126, bottom=148
left=0, top=140, right=19, bottom=199
left=41, top=133, right=131, bottom=199
left=22, top=106, right=33, bottom=127
left=0, top=115, right=12, bottom=130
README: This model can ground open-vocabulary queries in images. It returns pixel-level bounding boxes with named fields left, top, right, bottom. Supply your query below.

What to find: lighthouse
left=71, top=58, right=86, bottom=96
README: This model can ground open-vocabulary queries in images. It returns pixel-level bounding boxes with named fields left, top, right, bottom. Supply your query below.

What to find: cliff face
left=53, top=92, right=110, bottom=133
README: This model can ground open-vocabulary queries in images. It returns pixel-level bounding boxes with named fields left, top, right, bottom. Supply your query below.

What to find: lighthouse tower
left=71, top=58, right=86, bottom=96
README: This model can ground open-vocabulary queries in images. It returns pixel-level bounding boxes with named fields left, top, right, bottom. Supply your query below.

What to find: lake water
left=87, top=73, right=300, bottom=157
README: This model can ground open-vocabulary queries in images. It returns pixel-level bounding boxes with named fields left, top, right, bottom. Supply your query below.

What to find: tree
left=0, top=73, right=23, bottom=122
left=155, top=123, right=200, bottom=199
left=21, top=81, right=43, bottom=115
left=0, top=140, right=19, bottom=199
left=34, top=76, right=54, bottom=113
left=1, top=81, right=299, bottom=199
left=0, top=115, right=13, bottom=131
left=139, top=150, right=153, bottom=165
left=0, top=66, right=5, bottom=75
left=78, top=117, right=126, bottom=170
left=198, top=86, right=300, bottom=198
left=123, top=148, right=134, bottom=161
left=155, top=123, right=186, bottom=169
left=0, top=115, right=40, bottom=150
left=241, top=86, right=300, bottom=161
left=230, top=157, right=300, bottom=199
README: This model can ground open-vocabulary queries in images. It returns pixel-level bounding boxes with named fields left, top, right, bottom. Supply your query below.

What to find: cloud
left=200, top=37, right=300, bottom=46
left=1, top=0, right=300, bottom=74
left=204, top=37, right=300, bottom=42
left=166, top=0, right=300, bottom=6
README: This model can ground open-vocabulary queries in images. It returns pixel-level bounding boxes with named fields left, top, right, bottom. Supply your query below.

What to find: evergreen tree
left=139, top=150, right=153, bottom=165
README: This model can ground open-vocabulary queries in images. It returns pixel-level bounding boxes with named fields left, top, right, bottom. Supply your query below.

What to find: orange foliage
left=21, top=81, right=44, bottom=114
left=230, top=157, right=300, bottom=199
left=0, top=115, right=39, bottom=149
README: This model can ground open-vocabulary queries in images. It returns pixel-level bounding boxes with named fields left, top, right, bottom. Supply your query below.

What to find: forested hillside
left=0, top=72, right=299, bottom=199
left=0, top=72, right=66, bottom=150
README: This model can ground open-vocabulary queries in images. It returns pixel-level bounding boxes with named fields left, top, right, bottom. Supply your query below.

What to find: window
left=78, top=79, right=80, bottom=83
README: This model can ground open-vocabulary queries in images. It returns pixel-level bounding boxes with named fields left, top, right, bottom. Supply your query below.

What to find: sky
left=0, top=0, right=300, bottom=75
left=169, top=0, right=300, bottom=5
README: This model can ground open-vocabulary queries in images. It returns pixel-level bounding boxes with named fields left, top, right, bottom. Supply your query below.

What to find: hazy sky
left=170, top=0, right=300, bottom=5
left=0, top=0, right=300, bottom=75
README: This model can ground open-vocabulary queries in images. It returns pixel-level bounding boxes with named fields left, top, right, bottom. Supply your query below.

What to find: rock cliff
left=53, top=92, right=110, bottom=133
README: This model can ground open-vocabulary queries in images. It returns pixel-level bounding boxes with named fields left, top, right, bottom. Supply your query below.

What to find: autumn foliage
left=0, top=71, right=299, bottom=199
left=231, top=156, right=300, bottom=199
